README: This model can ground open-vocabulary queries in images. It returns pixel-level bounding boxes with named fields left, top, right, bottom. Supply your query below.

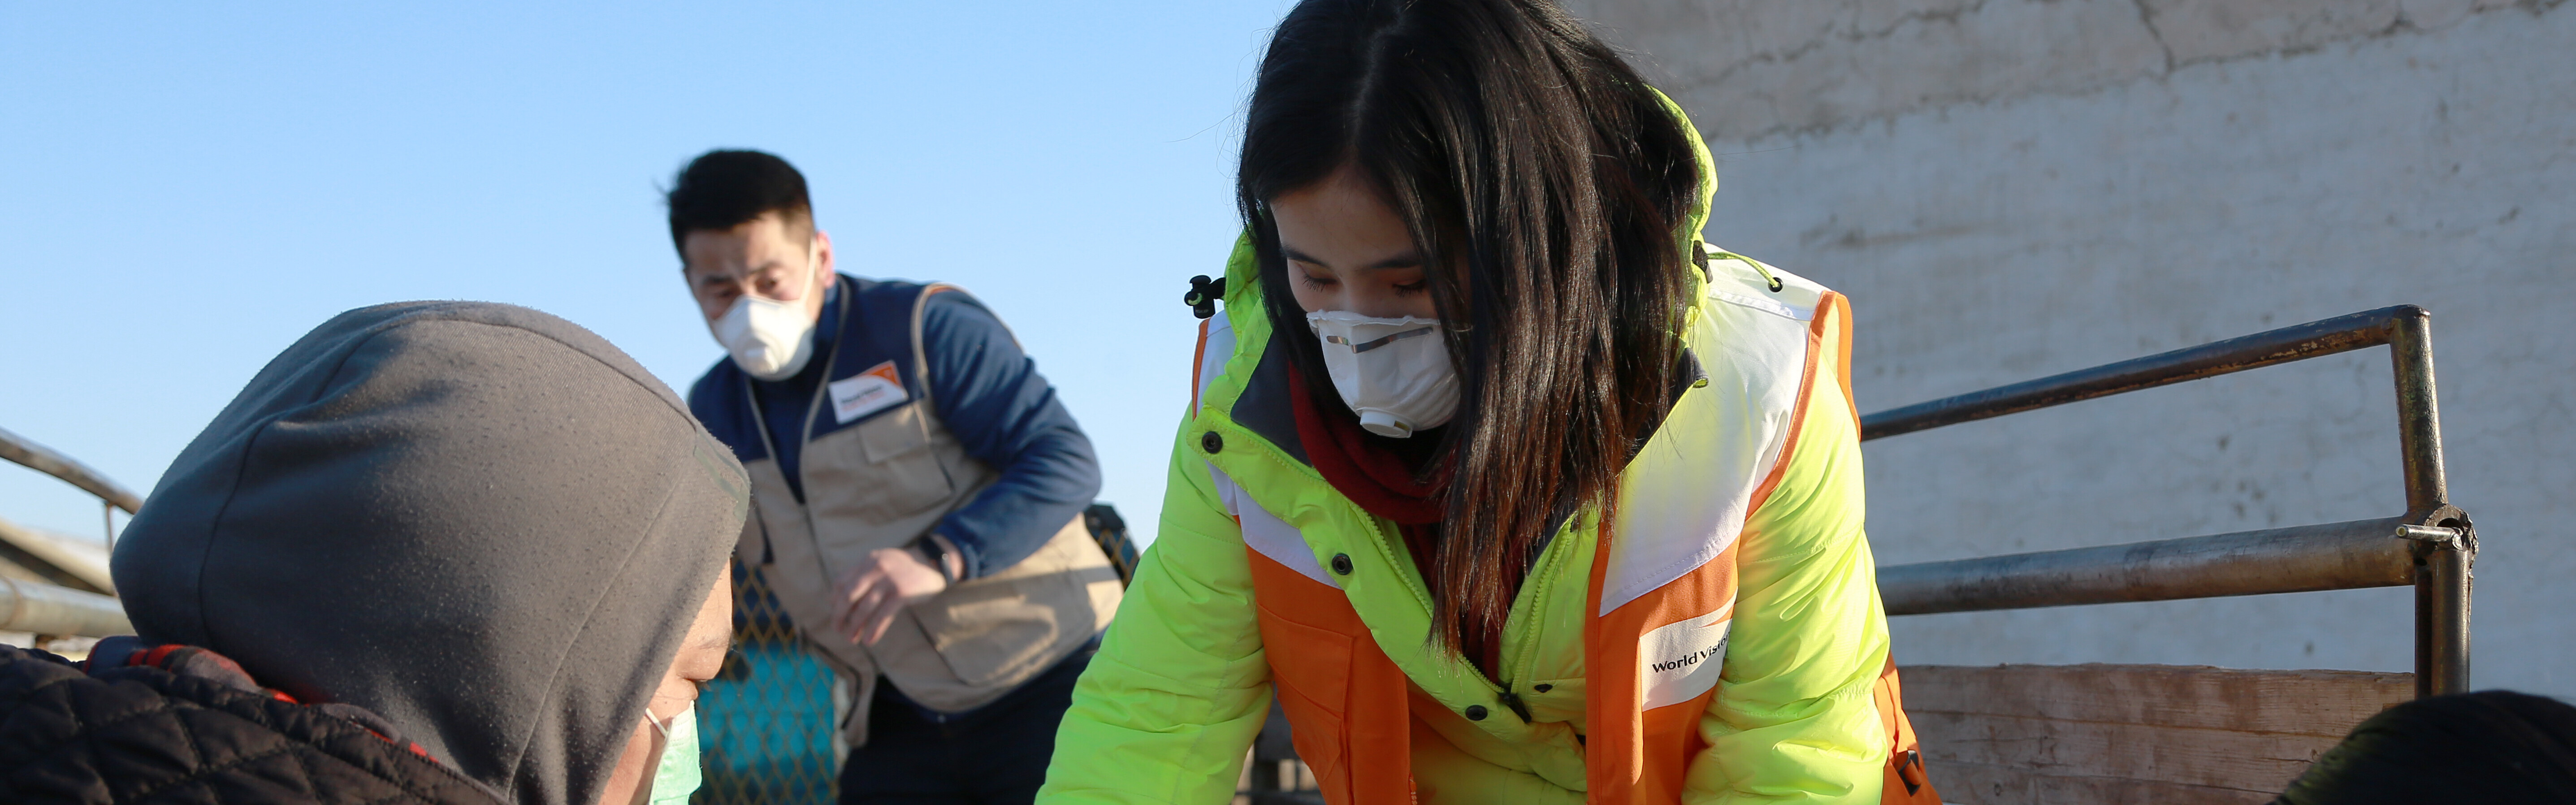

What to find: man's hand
left=831, top=545, right=952, bottom=646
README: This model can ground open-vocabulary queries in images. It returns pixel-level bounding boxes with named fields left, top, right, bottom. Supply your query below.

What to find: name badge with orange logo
left=829, top=361, right=910, bottom=424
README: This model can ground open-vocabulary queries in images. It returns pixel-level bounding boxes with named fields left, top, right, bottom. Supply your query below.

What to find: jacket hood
left=113, top=301, right=748, bottom=805
left=1651, top=86, right=1720, bottom=256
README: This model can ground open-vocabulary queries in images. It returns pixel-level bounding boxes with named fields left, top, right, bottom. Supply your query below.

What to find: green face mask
left=643, top=706, right=702, bottom=804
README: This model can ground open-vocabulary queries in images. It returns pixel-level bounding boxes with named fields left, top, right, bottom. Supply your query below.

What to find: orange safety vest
left=1224, top=285, right=1938, bottom=805
left=1247, top=501, right=1936, bottom=805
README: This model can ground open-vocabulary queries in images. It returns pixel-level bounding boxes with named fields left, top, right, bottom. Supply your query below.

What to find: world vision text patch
left=1639, top=606, right=1732, bottom=710
left=830, top=361, right=909, bottom=424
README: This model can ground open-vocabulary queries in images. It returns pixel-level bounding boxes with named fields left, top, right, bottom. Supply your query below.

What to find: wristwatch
left=912, top=534, right=963, bottom=583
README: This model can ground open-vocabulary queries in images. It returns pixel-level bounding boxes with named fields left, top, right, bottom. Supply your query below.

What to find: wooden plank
left=1897, top=664, right=2412, bottom=803
left=1901, top=664, right=2411, bottom=735
left=1930, top=760, right=2274, bottom=805
left=1913, top=711, right=2326, bottom=792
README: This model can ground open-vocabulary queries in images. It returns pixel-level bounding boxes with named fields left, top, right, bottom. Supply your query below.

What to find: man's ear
left=813, top=229, right=836, bottom=286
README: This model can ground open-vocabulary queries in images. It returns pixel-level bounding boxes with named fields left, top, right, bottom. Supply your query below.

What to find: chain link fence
left=697, top=561, right=840, bottom=805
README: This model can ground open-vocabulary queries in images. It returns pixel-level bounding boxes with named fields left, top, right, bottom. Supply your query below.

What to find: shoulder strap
left=906, top=282, right=1011, bottom=418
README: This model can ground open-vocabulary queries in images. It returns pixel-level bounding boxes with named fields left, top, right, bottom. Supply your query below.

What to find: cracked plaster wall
left=1567, top=0, right=2556, bottom=141
left=1564, top=0, right=2576, bottom=696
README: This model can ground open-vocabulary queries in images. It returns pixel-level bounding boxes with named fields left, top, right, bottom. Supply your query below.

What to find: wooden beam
left=1931, top=760, right=2283, bottom=805
left=1902, top=664, right=2412, bottom=804
left=1904, top=664, right=2411, bottom=733
left=1914, top=711, right=2327, bottom=792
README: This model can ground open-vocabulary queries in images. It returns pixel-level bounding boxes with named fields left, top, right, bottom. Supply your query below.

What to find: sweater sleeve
left=1685, top=355, right=1893, bottom=804
left=1037, top=422, right=1273, bottom=804
left=919, top=291, right=1104, bottom=578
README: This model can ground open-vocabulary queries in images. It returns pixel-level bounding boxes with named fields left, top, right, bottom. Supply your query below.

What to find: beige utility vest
left=731, top=281, right=1121, bottom=744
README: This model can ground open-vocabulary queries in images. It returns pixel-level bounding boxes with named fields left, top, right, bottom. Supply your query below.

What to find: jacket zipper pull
left=1495, top=687, right=1533, bottom=723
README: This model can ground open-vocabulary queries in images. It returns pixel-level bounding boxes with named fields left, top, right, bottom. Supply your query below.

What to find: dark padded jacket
left=0, top=642, right=504, bottom=804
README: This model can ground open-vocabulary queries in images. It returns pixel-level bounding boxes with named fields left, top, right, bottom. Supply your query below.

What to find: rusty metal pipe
left=1860, top=306, right=2419, bottom=442
left=2386, top=310, right=2473, bottom=696
left=2387, top=310, right=2448, bottom=515
left=2418, top=547, right=2472, bottom=697
left=1880, top=518, right=2416, bottom=616
left=0, top=576, right=132, bottom=637
left=0, top=426, right=143, bottom=515
left=1860, top=305, right=2473, bottom=697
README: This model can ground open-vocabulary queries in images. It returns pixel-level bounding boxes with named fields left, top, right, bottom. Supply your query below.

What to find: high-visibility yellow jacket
left=1039, top=98, right=1934, bottom=805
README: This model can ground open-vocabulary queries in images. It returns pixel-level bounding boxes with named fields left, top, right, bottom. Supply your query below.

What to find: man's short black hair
left=665, top=149, right=813, bottom=252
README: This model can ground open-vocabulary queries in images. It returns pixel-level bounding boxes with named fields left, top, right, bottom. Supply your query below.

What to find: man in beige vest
left=667, top=150, right=1121, bottom=804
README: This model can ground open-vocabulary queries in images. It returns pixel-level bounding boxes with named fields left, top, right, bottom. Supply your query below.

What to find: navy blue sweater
left=688, top=274, right=1100, bottom=580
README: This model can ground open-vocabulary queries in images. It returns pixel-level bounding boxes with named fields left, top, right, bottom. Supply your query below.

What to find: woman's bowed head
left=1243, top=0, right=1706, bottom=655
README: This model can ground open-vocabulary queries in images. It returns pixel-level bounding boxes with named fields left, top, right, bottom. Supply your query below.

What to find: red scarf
left=1289, top=368, right=1511, bottom=675
left=1288, top=368, right=1446, bottom=525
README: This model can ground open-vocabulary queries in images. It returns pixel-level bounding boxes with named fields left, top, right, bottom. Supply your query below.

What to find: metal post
left=2388, top=309, right=2447, bottom=514
left=2419, top=549, right=2472, bottom=697
left=2388, top=310, right=2469, bottom=697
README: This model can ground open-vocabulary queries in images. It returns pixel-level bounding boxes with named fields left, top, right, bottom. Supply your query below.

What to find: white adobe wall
left=1563, top=0, right=2576, bottom=696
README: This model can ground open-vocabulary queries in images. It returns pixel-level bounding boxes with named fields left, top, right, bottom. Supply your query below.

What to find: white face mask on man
left=1307, top=310, right=1459, bottom=438
left=708, top=242, right=823, bottom=381
left=711, top=293, right=816, bottom=381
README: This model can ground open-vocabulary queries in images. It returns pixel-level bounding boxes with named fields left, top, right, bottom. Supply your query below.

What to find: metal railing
left=1864, top=305, right=2474, bottom=697
left=0, top=425, right=143, bottom=543
left=0, top=426, right=140, bottom=638
left=0, top=576, right=131, bottom=636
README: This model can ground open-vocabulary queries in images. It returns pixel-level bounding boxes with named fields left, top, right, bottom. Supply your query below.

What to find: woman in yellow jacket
left=1039, top=1, right=1935, bottom=802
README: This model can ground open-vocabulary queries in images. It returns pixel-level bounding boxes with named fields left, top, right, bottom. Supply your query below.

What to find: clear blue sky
left=0, top=2, right=1296, bottom=548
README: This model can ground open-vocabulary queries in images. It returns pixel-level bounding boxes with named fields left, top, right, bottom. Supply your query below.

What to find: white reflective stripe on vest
left=1598, top=256, right=1822, bottom=615
left=1210, top=463, right=1339, bottom=589
left=1191, top=312, right=1237, bottom=414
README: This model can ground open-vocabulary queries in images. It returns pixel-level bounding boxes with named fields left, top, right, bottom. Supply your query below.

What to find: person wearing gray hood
left=0, top=301, right=747, bottom=805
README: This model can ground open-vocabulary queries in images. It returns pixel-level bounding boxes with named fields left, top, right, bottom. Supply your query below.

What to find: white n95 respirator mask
left=711, top=294, right=817, bottom=381
left=1307, top=310, right=1459, bottom=438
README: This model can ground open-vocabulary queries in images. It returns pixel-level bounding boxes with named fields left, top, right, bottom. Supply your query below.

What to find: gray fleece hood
left=113, top=301, right=747, bottom=805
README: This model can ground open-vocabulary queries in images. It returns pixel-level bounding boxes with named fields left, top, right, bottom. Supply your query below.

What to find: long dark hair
left=1240, top=0, right=1700, bottom=651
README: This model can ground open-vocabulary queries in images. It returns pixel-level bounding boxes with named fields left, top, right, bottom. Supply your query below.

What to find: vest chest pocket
left=911, top=537, right=1097, bottom=687
left=828, top=401, right=958, bottom=520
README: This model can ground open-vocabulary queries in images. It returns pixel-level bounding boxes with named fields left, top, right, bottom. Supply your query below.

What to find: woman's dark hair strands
left=1241, top=0, right=1700, bottom=652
